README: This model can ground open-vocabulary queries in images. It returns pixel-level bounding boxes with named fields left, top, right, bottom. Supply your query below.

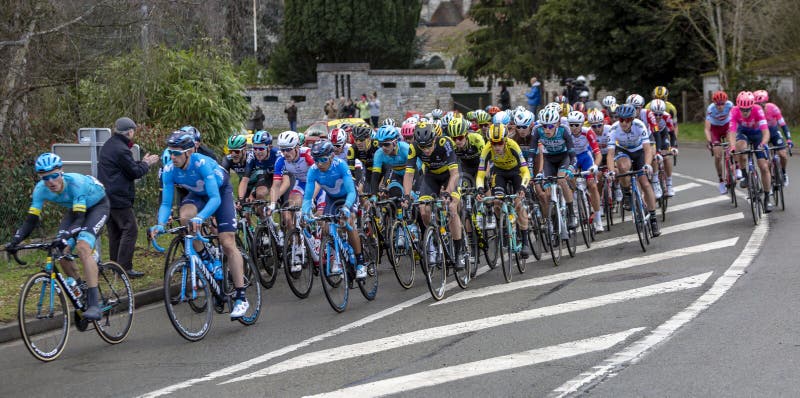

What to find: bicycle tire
left=773, top=165, right=785, bottom=211
left=547, top=201, right=562, bottom=266
left=466, top=215, right=481, bottom=277
left=423, top=226, right=447, bottom=300
left=18, top=272, right=70, bottom=362
left=253, top=226, right=279, bottom=289
left=235, top=250, right=263, bottom=326
left=388, top=220, right=415, bottom=289
left=576, top=193, right=590, bottom=249
left=748, top=170, right=759, bottom=225
left=499, top=213, right=513, bottom=283
left=365, top=216, right=387, bottom=269
left=524, top=198, right=542, bottom=261
left=94, top=261, right=134, bottom=344
left=357, top=231, right=379, bottom=301
left=164, top=258, right=212, bottom=342
left=283, top=230, right=314, bottom=299
left=482, top=210, right=499, bottom=269
left=163, top=235, right=184, bottom=277
left=726, top=155, right=737, bottom=207
left=453, top=220, right=472, bottom=289
left=319, top=235, right=348, bottom=313
left=632, top=193, right=647, bottom=252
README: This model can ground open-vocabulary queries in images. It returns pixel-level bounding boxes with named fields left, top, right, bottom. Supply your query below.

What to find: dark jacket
left=284, top=104, right=298, bottom=122
left=98, top=133, right=150, bottom=208
left=197, top=145, right=219, bottom=163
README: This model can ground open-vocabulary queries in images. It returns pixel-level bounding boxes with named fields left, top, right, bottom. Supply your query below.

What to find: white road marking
left=665, top=196, right=727, bottom=212
left=436, top=238, right=736, bottom=306
left=304, top=328, right=646, bottom=398
left=224, top=273, right=710, bottom=383
left=672, top=182, right=701, bottom=192
left=671, top=172, right=718, bottom=187
left=551, top=179, right=769, bottom=397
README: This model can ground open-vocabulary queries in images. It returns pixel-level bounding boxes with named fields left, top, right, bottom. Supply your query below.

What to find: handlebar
left=149, top=225, right=207, bottom=253
left=614, top=168, right=648, bottom=178
left=312, top=214, right=354, bottom=231
left=2, top=241, right=69, bottom=266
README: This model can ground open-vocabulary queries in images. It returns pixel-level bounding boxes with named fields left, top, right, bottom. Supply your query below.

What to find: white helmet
left=493, top=110, right=510, bottom=124
left=403, top=116, right=419, bottom=125
left=649, top=99, right=666, bottom=114
left=579, top=90, right=589, bottom=99
left=602, top=95, right=617, bottom=107
left=514, top=110, right=535, bottom=128
left=441, top=112, right=454, bottom=127
left=567, top=111, right=585, bottom=124
left=544, top=102, right=562, bottom=113
left=576, top=75, right=587, bottom=84
left=540, top=107, right=561, bottom=125
left=515, top=105, right=527, bottom=114
left=382, top=118, right=396, bottom=127
left=587, top=109, right=604, bottom=125
left=626, top=94, right=645, bottom=107
left=328, top=128, right=348, bottom=146
left=277, top=131, right=300, bottom=149
left=431, top=108, right=443, bottom=119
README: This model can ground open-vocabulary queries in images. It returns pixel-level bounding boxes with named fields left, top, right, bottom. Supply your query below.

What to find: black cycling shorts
left=542, top=153, right=572, bottom=177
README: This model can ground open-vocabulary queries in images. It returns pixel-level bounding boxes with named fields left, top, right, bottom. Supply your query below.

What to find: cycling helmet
left=277, top=131, right=300, bottom=149
left=736, top=91, right=755, bottom=108
left=441, top=111, right=454, bottom=127
left=576, top=75, right=587, bottom=84
left=649, top=99, right=667, bottom=114
left=609, top=103, right=619, bottom=115
left=352, top=125, right=372, bottom=140
left=180, top=125, right=201, bottom=142
left=616, top=104, right=637, bottom=119
left=35, top=152, right=63, bottom=173
left=310, top=139, right=334, bottom=159
left=652, top=86, right=669, bottom=100
left=414, top=122, right=436, bottom=146
left=540, top=107, right=561, bottom=125
left=493, top=110, right=510, bottom=125
left=572, top=101, right=586, bottom=113
left=487, top=123, right=507, bottom=143
left=431, top=109, right=444, bottom=119
left=712, top=90, right=728, bottom=104
left=227, top=134, right=247, bottom=150
left=166, top=130, right=195, bottom=150
left=161, top=148, right=171, bottom=165
left=579, top=91, right=589, bottom=99
left=487, top=106, right=501, bottom=116
left=514, top=110, right=534, bottom=128
left=515, top=105, right=527, bottom=114
left=556, top=95, right=569, bottom=105
left=567, top=111, right=585, bottom=124
left=447, top=117, right=468, bottom=137
left=381, top=118, right=396, bottom=127
left=464, top=111, right=476, bottom=121
left=401, top=122, right=416, bottom=138
left=560, top=103, right=572, bottom=117
left=298, top=132, right=306, bottom=145
left=375, top=125, right=399, bottom=142
left=753, top=90, right=769, bottom=104
left=626, top=94, right=645, bottom=107
left=253, top=130, right=272, bottom=145
left=474, top=109, right=491, bottom=124
left=602, top=95, right=617, bottom=107
left=587, top=110, right=604, bottom=124
left=328, top=127, right=348, bottom=146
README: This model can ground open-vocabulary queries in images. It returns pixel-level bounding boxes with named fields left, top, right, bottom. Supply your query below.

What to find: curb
left=0, top=286, right=165, bottom=345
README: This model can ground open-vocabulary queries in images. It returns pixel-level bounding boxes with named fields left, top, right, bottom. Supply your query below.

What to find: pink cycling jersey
left=763, top=103, right=787, bottom=128
left=728, top=105, right=768, bottom=133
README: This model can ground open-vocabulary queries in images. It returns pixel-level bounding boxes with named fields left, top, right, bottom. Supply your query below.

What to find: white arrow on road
left=223, top=272, right=711, bottom=384
left=304, top=327, right=646, bottom=398
left=434, top=237, right=737, bottom=306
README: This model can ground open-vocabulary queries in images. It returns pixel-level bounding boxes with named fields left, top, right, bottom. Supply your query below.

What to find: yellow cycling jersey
left=645, top=100, right=678, bottom=121
left=476, top=139, right=531, bottom=188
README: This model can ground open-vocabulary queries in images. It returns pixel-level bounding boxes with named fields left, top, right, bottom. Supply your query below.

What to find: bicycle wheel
left=522, top=196, right=541, bottom=261
left=236, top=255, right=263, bottom=326
left=423, top=226, right=447, bottom=300
left=254, top=226, right=279, bottom=289
left=748, top=170, right=760, bottom=225
left=164, top=258, right=212, bottom=342
left=498, top=214, right=513, bottom=283
left=319, top=235, right=348, bottom=313
left=94, top=261, right=133, bottom=344
left=364, top=216, right=385, bottom=269
left=632, top=193, right=648, bottom=252
left=603, top=180, right=614, bottom=230
left=773, top=165, right=784, bottom=211
left=163, top=235, right=184, bottom=277
left=726, top=156, right=737, bottom=207
left=18, top=272, right=70, bottom=362
left=576, top=193, right=590, bottom=249
left=483, top=212, right=499, bottom=269
left=466, top=215, right=481, bottom=277
left=547, top=202, right=562, bottom=266
left=388, top=220, right=415, bottom=289
left=357, top=231, right=379, bottom=301
left=283, top=230, right=314, bottom=299
left=453, top=219, right=472, bottom=289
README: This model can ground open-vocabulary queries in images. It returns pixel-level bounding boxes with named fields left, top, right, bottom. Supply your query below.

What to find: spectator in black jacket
left=98, top=117, right=159, bottom=278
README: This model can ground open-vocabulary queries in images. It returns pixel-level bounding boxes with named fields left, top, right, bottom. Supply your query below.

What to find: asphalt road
left=0, top=143, right=796, bottom=398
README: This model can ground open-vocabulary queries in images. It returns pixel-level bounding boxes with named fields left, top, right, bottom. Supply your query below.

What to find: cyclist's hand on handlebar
left=787, top=139, right=794, bottom=149
left=190, top=217, right=203, bottom=232
left=339, top=207, right=351, bottom=219
left=4, top=242, right=18, bottom=256
left=149, top=224, right=165, bottom=239
left=643, top=164, right=653, bottom=175
left=671, top=147, right=679, bottom=156
left=588, top=165, right=599, bottom=175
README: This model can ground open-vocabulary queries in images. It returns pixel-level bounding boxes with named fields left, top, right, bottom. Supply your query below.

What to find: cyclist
left=302, top=140, right=365, bottom=278
left=645, top=86, right=679, bottom=120
left=754, top=89, right=792, bottom=186
left=152, top=131, right=249, bottom=318
left=531, top=107, right=578, bottom=234
left=627, top=93, right=662, bottom=198
left=567, top=110, right=604, bottom=233
left=269, top=131, right=319, bottom=244
left=243, top=130, right=279, bottom=203
left=606, top=104, right=661, bottom=237
left=601, top=95, right=617, bottom=122
left=181, top=125, right=219, bottom=163
left=474, top=109, right=492, bottom=138
left=704, top=90, right=734, bottom=194
left=588, top=109, right=619, bottom=210
left=476, top=124, right=533, bottom=258
left=728, top=91, right=774, bottom=212
left=431, top=108, right=444, bottom=121
left=650, top=99, right=679, bottom=197
left=7, top=153, right=108, bottom=320
left=510, top=109, right=544, bottom=205
left=400, top=121, right=416, bottom=144
left=221, top=134, right=254, bottom=204
left=449, top=116, right=485, bottom=187
left=402, top=122, right=467, bottom=269
left=369, top=125, right=410, bottom=198
left=349, top=125, right=379, bottom=191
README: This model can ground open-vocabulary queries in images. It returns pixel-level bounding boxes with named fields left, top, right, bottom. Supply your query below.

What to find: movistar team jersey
left=28, top=173, right=106, bottom=216
left=302, top=158, right=356, bottom=214
left=158, top=153, right=229, bottom=223
left=406, top=136, right=459, bottom=175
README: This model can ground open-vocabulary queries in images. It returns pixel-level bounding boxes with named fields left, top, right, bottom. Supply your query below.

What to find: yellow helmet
left=487, top=123, right=507, bottom=143
left=653, top=86, right=669, bottom=100
left=447, top=117, right=468, bottom=137
left=431, top=120, right=443, bottom=136
left=560, top=103, right=572, bottom=117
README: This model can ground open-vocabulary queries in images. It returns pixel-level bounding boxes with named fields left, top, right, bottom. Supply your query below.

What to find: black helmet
left=352, top=125, right=372, bottom=140
left=310, top=139, right=334, bottom=159
left=414, top=122, right=436, bottom=146
left=166, top=130, right=195, bottom=150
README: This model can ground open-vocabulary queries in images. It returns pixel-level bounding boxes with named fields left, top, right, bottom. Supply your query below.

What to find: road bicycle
left=571, top=171, right=595, bottom=248
left=655, top=151, right=676, bottom=222
left=7, top=241, right=133, bottom=361
left=381, top=197, right=419, bottom=289
left=733, top=145, right=764, bottom=225
left=244, top=200, right=283, bottom=289
left=462, top=187, right=499, bottom=272
left=767, top=146, right=786, bottom=211
left=480, top=191, right=525, bottom=283
left=615, top=169, right=652, bottom=252
left=153, top=226, right=262, bottom=341
left=598, top=166, right=618, bottom=232
left=281, top=206, right=317, bottom=298
left=713, top=142, right=737, bottom=208
left=535, top=175, right=577, bottom=266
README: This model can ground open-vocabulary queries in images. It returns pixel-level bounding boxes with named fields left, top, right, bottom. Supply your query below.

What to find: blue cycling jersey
left=371, top=141, right=410, bottom=175
left=706, top=101, right=734, bottom=126
left=158, top=153, right=229, bottom=223
left=28, top=173, right=106, bottom=216
left=302, top=158, right=356, bottom=215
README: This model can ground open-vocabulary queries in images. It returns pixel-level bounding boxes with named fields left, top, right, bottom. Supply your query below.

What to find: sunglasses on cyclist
left=229, top=149, right=243, bottom=154
left=591, top=124, right=604, bottom=129
left=313, top=156, right=330, bottom=163
left=279, top=147, right=295, bottom=153
left=620, top=117, right=634, bottom=123
left=380, top=141, right=394, bottom=147
left=453, top=135, right=466, bottom=141
left=168, top=148, right=191, bottom=156
left=333, top=144, right=344, bottom=149
left=740, top=107, right=752, bottom=113
left=543, top=124, right=557, bottom=129
left=491, top=141, right=505, bottom=147
left=652, top=112, right=663, bottom=116
left=569, top=123, right=582, bottom=128
left=252, top=146, right=267, bottom=151
left=40, top=172, right=62, bottom=181
left=418, top=142, right=434, bottom=149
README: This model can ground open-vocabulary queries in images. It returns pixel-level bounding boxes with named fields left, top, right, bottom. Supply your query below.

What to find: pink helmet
left=736, top=91, right=755, bottom=108
left=753, top=90, right=769, bottom=104
left=400, top=122, right=415, bottom=138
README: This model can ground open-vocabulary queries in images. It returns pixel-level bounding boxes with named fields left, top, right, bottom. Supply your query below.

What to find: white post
left=253, top=0, right=258, bottom=54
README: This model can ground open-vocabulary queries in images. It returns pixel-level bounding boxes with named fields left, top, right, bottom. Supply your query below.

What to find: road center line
left=304, top=328, right=646, bottom=398
left=672, top=182, right=701, bottom=192
left=224, top=273, right=710, bottom=383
